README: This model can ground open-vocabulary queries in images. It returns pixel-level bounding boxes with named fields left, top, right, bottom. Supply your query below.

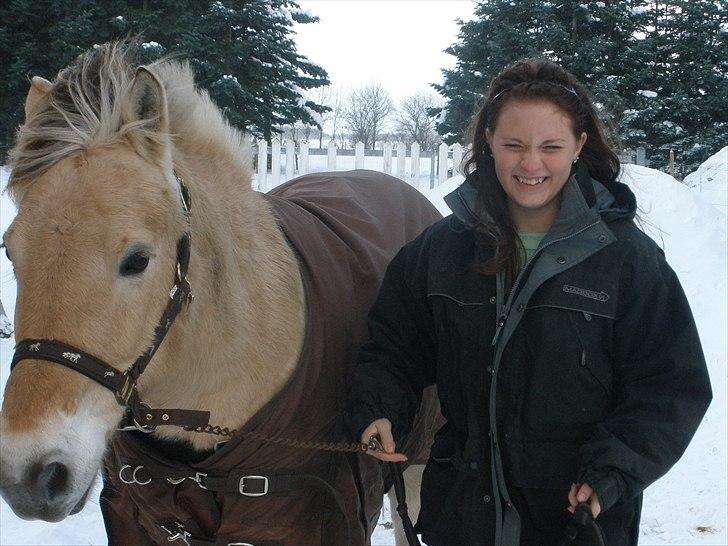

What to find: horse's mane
left=7, top=41, right=251, bottom=195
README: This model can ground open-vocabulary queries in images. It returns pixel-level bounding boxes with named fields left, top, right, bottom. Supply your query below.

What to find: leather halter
left=10, top=173, right=210, bottom=433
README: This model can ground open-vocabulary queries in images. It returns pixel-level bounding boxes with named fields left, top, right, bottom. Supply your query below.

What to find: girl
left=345, top=59, right=711, bottom=545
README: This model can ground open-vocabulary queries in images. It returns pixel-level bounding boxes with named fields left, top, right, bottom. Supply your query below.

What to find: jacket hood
left=444, top=157, right=637, bottom=231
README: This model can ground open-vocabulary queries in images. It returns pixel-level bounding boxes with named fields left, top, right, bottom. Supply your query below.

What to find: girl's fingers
left=369, top=451, right=408, bottom=463
left=360, top=418, right=408, bottom=462
left=576, top=483, right=594, bottom=503
left=567, top=483, right=579, bottom=513
left=376, top=419, right=396, bottom=453
left=566, top=482, right=602, bottom=518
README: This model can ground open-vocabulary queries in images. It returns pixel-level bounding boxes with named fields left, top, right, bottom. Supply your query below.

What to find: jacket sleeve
left=577, top=240, right=712, bottom=512
left=345, top=237, right=438, bottom=445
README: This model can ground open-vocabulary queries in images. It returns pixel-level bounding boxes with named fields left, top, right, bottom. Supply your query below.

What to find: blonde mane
left=8, top=41, right=251, bottom=195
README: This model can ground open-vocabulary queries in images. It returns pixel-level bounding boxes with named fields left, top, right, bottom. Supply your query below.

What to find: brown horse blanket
left=100, top=170, right=442, bottom=545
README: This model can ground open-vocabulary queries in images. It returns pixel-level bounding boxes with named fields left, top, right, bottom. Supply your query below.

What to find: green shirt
left=518, top=232, right=546, bottom=266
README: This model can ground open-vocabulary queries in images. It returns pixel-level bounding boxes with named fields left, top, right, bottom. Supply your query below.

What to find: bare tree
left=308, top=85, right=345, bottom=149
left=279, top=121, right=313, bottom=143
left=394, top=92, right=443, bottom=153
left=345, top=83, right=394, bottom=150
left=345, top=93, right=370, bottom=147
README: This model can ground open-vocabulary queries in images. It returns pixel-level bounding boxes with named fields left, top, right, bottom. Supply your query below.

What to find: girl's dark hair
left=462, top=58, right=621, bottom=285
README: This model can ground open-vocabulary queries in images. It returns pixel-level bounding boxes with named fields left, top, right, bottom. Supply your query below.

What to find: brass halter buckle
left=175, top=263, right=194, bottom=308
left=114, top=371, right=137, bottom=406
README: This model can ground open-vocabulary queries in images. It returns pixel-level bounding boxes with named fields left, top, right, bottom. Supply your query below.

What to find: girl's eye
left=504, top=144, right=522, bottom=149
left=119, top=252, right=150, bottom=276
left=544, top=146, right=563, bottom=150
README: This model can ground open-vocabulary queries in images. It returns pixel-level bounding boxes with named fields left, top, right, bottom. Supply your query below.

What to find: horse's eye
left=1, top=243, right=9, bottom=261
left=119, top=252, right=149, bottom=276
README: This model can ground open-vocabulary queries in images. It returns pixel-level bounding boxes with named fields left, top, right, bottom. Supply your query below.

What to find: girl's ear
left=485, top=129, right=493, bottom=146
left=576, top=132, right=588, bottom=156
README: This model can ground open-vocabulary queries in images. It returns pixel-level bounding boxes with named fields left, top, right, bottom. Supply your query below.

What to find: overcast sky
left=294, top=1, right=476, bottom=104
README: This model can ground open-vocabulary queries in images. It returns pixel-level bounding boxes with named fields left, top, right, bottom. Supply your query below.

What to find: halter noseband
left=10, top=173, right=210, bottom=433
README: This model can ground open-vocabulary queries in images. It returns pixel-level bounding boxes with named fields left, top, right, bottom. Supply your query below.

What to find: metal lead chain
left=184, top=424, right=372, bottom=453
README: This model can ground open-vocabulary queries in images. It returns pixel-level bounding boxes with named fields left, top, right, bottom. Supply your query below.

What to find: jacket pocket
left=418, top=435, right=490, bottom=546
left=427, top=294, right=494, bottom=418
left=567, top=310, right=613, bottom=397
left=519, top=304, right=614, bottom=440
left=506, top=441, right=578, bottom=531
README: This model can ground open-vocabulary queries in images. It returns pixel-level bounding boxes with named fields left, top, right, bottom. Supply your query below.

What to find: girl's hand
left=568, top=482, right=602, bottom=518
left=360, top=418, right=408, bottom=462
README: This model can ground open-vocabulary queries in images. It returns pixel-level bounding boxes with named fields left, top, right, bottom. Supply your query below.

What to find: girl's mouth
left=515, top=176, right=549, bottom=186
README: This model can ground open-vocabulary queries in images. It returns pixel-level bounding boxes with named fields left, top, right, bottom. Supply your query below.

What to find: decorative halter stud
left=10, top=172, right=209, bottom=433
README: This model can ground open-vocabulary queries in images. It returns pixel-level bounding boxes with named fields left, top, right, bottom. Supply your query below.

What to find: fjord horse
left=0, top=43, right=440, bottom=545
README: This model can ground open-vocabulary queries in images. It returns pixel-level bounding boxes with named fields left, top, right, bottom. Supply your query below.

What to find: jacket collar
left=444, top=159, right=636, bottom=237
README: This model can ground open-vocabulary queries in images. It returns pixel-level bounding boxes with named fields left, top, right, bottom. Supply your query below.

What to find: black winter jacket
left=346, top=165, right=712, bottom=546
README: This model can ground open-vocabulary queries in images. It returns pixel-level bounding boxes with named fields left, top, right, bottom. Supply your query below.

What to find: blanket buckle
left=160, top=521, right=191, bottom=544
left=191, top=471, right=208, bottom=489
left=239, top=475, right=269, bottom=496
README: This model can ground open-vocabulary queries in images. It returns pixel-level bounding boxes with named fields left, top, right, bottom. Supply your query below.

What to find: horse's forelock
left=7, top=40, right=252, bottom=201
left=8, top=42, right=173, bottom=194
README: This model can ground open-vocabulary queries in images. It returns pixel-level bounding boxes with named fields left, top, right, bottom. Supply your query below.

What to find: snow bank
left=684, top=146, right=728, bottom=214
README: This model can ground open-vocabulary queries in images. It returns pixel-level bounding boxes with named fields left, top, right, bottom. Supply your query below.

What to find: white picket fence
left=254, top=139, right=464, bottom=192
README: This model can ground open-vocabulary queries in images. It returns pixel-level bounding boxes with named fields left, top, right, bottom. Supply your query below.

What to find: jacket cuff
left=344, top=402, right=380, bottom=443
left=577, top=468, right=625, bottom=513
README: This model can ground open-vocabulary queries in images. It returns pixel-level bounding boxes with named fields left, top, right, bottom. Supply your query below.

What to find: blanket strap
left=129, top=463, right=353, bottom=546
left=159, top=520, right=283, bottom=546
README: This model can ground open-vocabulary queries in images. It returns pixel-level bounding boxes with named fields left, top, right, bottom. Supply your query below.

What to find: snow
left=684, top=146, right=728, bottom=214
left=304, top=106, right=324, bottom=127
left=1, top=155, right=727, bottom=544
left=0, top=315, right=11, bottom=337
left=637, top=89, right=657, bottom=99
left=292, top=84, right=308, bottom=108
left=638, top=90, right=659, bottom=98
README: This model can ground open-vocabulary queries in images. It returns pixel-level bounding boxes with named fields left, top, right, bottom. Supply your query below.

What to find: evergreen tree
left=0, top=0, right=121, bottom=158
left=434, top=0, right=640, bottom=143
left=0, top=0, right=329, bottom=160
left=620, top=0, right=728, bottom=173
left=436, top=0, right=727, bottom=174
left=433, top=0, right=549, bottom=142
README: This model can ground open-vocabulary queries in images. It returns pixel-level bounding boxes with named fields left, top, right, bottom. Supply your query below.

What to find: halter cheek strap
left=10, top=174, right=209, bottom=432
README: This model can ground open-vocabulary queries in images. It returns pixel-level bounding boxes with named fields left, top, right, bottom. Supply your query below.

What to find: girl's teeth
left=517, top=176, right=545, bottom=185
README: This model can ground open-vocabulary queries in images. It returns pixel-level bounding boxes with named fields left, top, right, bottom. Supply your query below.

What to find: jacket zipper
left=490, top=219, right=601, bottom=348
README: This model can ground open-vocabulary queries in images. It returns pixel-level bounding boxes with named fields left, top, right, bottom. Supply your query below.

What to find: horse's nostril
left=38, top=462, right=69, bottom=500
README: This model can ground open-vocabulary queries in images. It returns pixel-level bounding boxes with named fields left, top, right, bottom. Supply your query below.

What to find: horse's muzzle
left=0, top=459, right=90, bottom=522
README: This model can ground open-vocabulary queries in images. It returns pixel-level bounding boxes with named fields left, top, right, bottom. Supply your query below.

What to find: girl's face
left=486, top=99, right=587, bottom=233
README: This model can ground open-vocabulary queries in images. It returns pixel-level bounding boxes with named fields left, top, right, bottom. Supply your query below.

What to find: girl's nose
left=519, top=150, right=542, bottom=172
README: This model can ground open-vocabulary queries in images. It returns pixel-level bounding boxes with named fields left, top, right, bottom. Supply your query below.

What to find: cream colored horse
left=0, top=43, right=434, bottom=544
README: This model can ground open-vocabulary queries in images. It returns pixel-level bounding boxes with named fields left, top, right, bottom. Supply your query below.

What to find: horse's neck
left=144, top=142, right=305, bottom=450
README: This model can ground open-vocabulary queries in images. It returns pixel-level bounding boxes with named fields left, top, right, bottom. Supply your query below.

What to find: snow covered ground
left=1, top=155, right=726, bottom=545
left=683, top=146, right=728, bottom=215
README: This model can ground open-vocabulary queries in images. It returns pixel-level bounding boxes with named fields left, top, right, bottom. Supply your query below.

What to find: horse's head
left=0, top=44, right=190, bottom=521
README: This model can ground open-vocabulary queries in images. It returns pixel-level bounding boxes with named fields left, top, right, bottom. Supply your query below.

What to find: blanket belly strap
left=127, top=463, right=354, bottom=546
left=159, top=520, right=283, bottom=546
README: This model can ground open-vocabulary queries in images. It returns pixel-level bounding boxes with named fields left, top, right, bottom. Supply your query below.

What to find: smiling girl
left=346, top=59, right=711, bottom=545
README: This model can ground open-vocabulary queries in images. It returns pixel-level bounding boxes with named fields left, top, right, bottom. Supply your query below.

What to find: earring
left=573, top=156, right=579, bottom=164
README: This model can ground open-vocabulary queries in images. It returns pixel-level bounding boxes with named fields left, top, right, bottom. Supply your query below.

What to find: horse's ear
left=122, top=67, right=170, bottom=161
left=24, top=76, right=52, bottom=120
